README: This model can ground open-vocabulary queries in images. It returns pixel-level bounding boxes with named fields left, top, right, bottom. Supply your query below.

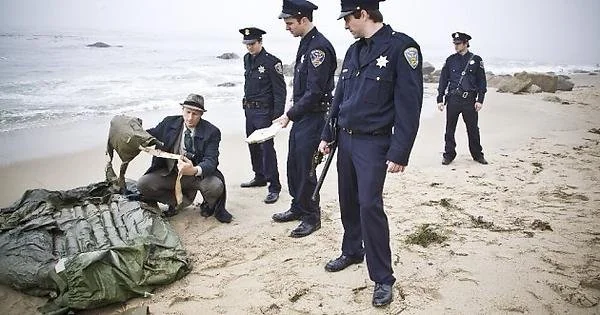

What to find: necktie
left=359, top=38, right=372, bottom=65
left=184, top=128, right=194, bottom=155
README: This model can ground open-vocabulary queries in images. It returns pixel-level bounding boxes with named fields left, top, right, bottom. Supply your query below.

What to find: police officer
left=272, top=0, right=337, bottom=238
left=437, top=32, right=488, bottom=165
left=318, top=0, right=423, bottom=307
left=239, top=27, right=286, bottom=204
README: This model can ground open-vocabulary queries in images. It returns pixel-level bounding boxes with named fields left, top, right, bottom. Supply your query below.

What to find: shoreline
left=0, top=74, right=599, bottom=314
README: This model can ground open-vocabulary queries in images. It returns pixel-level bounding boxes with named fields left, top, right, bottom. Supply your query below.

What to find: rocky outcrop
left=526, top=84, right=542, bottom=94
left=515, top=72, right=557, bottom=93
left=494, top=72, right=575, bottom=93
left=217, top=53, right=239, bottom=60
left=497, top=76, right=532, bottom=94
left=487, top=74, right=511, bottom=88
left=86, top=42, right=111, bottom=48
left=422, top=61, right=435, bottom=75
left=557, top=76, right=574, bottom=91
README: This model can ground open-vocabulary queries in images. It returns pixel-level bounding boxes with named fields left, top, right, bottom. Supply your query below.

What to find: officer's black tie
left=359, top=38, right=372, bottom=65
left=184, top=128, right=194, bottom=156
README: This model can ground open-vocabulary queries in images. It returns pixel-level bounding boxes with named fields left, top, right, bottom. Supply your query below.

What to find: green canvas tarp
left=0, top=181, right=191, bottom=314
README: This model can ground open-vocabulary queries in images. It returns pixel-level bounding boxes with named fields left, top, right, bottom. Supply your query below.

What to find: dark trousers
left=444, top=95, right=484, bottom=160
left=336, top=130, right=395, bottom=285
left=287, top=113, right=325, bottom=225
left=137, top=171, right=224, bottom=208
left=245, top=108, right=281, bottom=193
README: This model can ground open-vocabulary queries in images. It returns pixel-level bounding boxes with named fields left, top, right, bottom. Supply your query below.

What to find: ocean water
left=0, top=30, right=597, bottom=164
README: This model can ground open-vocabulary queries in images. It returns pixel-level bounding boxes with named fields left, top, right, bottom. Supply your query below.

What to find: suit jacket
left=145, top=115, right=220, bottom=177
left=145, top=115, right=228, bottom=212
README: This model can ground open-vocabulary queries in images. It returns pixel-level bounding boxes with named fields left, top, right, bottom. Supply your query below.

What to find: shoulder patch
left=310, top=49, right=325, bottom=68
left=480, top=60, right=485, bottom=69
left=274, top=62, right=283, bottom=75
left=404, top=47, right=419, bottom=70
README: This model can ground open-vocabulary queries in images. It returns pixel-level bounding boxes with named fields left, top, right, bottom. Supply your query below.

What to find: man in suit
left=137, top=94, right=232, bottom=223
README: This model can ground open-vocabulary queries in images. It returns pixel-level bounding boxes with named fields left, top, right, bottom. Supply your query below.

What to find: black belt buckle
left=462, top=92, right=469, bottom=98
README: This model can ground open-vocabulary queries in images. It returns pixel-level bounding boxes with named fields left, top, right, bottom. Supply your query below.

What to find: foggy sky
left=1, top=0, right=599, bottom=64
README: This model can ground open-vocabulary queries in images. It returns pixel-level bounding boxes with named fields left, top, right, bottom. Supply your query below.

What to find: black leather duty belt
left=243, top=100, right=270, bottom=109
left=449, top=90, right=476, bottom=99
left=342, top=127, right=391, bottom=136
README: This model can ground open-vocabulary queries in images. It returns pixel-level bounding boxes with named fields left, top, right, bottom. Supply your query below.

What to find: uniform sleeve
left=243, top=54, right=250, bottom=99
left=475, top=56, right=487, bottom=103
left=436, top=58, right=450, bottom=103
left=269, top=59, right=287, bottom=118
left=197, top=127, right=220, bottom=177
left=387, top=44, right=423, bottom=165
left=287, top=47, right=335, bottom=121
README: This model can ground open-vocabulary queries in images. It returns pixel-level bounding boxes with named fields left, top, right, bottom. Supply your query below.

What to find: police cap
left=338, top=0, right=385, bottom=20
left=239, top=27, right=266, bottom=44
left=452, top=32, right=472, bottom=44
left=278, top=0, right=318, bottom=19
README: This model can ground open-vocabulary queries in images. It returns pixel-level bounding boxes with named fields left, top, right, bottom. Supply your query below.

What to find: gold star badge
left=376, top=55, right=389, bottom=68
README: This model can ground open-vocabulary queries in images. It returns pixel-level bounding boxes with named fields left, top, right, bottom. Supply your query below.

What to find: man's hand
left=273, top=114, right=291, bottom=128
left=177, top=155, right=197, bottom=176
left=318, top=140, right=330, bottom=155
left=437, top=103, right=445, bottom=112
left=474, top=102, right=483, bottom=112
left=386, top=161, right=406, bottom=173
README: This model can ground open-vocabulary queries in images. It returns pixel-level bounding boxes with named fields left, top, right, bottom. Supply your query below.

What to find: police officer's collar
left=359, top=23, right=388, bottom=44
left=252, top=47, right=266, bottom=58
left=300, top=26, right=317, bottom=41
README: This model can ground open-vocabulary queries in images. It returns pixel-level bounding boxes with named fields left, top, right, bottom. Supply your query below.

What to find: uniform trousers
left=443, top=94, right=484, bottom=160
left=138, top=170, right=224, bottom=209
left=287, top=112, right=325, bottom=225
left=337, top=129, right=395, bottom=285
left=245, top=108, right=281, bottom=193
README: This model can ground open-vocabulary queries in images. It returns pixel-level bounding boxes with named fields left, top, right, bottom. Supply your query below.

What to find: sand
left=0, top=74, right=599, bottom=314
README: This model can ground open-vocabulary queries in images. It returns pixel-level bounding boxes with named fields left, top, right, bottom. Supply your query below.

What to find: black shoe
left=474, top=156, right=488, bottom=164
left=163, top=205, right=178, bottom=217
left=442, top=157, right=453, bottom=165
left=199, top=202, right=214, bottom=217
left=272, top=209, right=301, bottom=222
left=289, top=221, right=321, bottom=238
left=264, top=192, right=279, bottom=204
left=372, top=283, right=393, bottom=307
left=324, top=254, right=364, bottom=272
left=240, top=178, right=268, bottom=188
left=214, top=209, right=232, bottom=223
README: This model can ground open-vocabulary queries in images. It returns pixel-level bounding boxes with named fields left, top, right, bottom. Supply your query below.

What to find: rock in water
left=216, top=53, right=239, bottom=60
left=86, top=42, right=111, bottom=48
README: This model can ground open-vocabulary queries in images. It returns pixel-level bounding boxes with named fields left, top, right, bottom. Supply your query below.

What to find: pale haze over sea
left=0, top=0, right=599, bottom=163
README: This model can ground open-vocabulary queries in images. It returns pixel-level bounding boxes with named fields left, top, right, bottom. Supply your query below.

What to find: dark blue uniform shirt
left=322, top=24, right=423, bottom=165
left=437, top=52, right=487, bottom=103
left=287, top=27, right=336, bottom=121
left=244, top=48, right=287, bottom=118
